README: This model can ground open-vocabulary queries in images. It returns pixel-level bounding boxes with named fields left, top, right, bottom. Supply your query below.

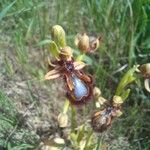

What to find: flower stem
left=71, top=105, right=77, bottom=132
left=63, top=99, right=70, bottom=114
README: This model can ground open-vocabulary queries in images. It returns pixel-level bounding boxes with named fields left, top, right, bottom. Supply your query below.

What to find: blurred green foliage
left=0, top=90, right=39, bottom=149
left=0, top=0, right=150, bottom=149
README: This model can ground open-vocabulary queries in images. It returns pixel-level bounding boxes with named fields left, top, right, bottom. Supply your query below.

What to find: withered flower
left=45, top=46, right=93, bottom=105
left=91, top=100, right=122, bottom=132
left=75, top=33, right=101, bottom=53
left=139, top=63, right=150, bottom=79
left=139, top=63, right=150, bottom=93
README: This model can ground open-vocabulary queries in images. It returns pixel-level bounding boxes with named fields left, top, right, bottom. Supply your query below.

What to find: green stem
left=96, top=136, right=101, bottom=150
left=76, top=53, right=86, bottom=61
left=63, top=99, right=70, bottom=114
left=71, top=105, right=77, bottom=132
left=96, top=134, right=105, bottom=150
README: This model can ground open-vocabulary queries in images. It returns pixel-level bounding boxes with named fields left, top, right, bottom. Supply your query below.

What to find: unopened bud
left=139, top=63, right=150, bottom=78
left=57, top=113, right=68, bottom=128
left=115, top=109, right=123, bottom=117
left=93, top=87, right=101, bottom=99
left=60, top=46, right=73, bottom=61
left=54, top=137, right=65, bottom=145
left=97, top=97, right=107, bottom=105
left=51, top=25, right=66, bottom=48
left=75, top=33, right=90, bottom=53
left=113, top=95, right=123, bottom=107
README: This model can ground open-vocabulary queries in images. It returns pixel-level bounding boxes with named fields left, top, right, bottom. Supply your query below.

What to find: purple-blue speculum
left=71, top=74, right=89, bottom=100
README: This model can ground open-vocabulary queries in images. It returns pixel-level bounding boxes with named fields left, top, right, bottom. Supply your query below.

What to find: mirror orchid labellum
left=45, top=58, right=93, bottom=105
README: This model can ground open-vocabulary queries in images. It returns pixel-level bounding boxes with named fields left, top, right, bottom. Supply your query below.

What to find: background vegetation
left=0, top=0, right=150, bottom=149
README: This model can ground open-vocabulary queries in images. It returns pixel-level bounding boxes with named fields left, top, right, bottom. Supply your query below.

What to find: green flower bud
left=51, top=25, right=66, bottom=48
left=57, top=113, right=68, bottom=128
left=93, top=87, right=101, bottom=99
left=115, top=109, right=123, bottom=117
left=113, top=95, right=123, bottom=107
left=95, top=96, right=107, bottom=108
left=139, top=63, right=150, bottom=78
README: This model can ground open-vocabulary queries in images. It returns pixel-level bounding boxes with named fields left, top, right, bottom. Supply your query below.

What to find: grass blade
left=0, top=0, right=16, bottom=22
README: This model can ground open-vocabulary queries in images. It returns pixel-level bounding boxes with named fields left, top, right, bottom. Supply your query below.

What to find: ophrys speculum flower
left=45, top=26, right=94, bottom=105
left=45, top=56, right=93, bottom=105
left=91, top=96, right=123, bottom=132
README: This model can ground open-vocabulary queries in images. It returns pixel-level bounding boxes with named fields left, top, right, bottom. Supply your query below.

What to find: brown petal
left=77, top=71, right=92, bottom=83
left=45, top=69, right=61, bottom=80
left=65, top=75, right=74, bottom=91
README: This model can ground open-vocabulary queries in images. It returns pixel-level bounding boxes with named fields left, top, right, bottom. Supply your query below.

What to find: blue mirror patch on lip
left=71, top=75, right=88, bottom=100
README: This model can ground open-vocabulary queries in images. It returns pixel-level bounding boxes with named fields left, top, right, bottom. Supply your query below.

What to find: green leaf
left=38, top=39, right=52, bottom=46
left=96, top=137, right=101, bottom=150
left=4, top=55, right=14, bottom=76
left=25, top=19, right=34, bottom=40
left=115, top=65, right=138, bottom=101
left=84, top=129, right=93, bottom=150
left=70, top=133, right=78, bottom=142
left=0, top=0, right=16, bottom=22
left=7, top=143, right=33, bottom=150
left=38, top=40, right=60, bottom=59
left=77, top=125, right=85, bottom=143
left=121, top=89, right=131, bottom=101
left=49, top=41, right=60, bottom=59
left=76, top=53, right=93, bottom=65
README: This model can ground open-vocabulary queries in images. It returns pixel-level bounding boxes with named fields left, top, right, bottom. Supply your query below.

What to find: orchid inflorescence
left=44, top=25, right=123, bottom=133
left=45, top=49, right=93, bottom=105
left=45, top=25, right=101, bottom=105
left=44, top=25, right=149, bottom=134
left=92, top=88, right=123, bottom=132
